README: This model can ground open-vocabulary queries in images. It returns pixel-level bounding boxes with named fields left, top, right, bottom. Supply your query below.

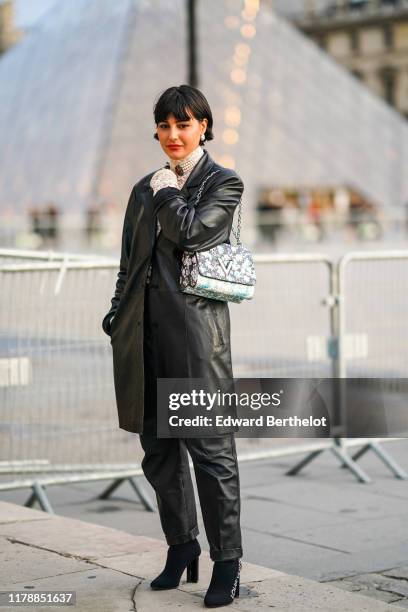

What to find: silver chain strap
left=192, top=169, right=220, bottom=206
left=230, top=560, right=242, bottom=600
left=192, top=170, right=242, bottom=245
left=231, top=195, right=242, bottom=244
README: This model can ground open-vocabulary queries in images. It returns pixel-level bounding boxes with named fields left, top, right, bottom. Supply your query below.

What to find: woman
left=102, top=85, right=244, bottom=608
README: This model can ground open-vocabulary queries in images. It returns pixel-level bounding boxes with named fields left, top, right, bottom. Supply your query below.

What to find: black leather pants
left=139, top=288, right=243, bottom=562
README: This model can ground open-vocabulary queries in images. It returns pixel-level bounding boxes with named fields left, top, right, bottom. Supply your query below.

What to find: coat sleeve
left=101, top=187, right=135, bottom=336
left=152, top=172, right=244, bottom=253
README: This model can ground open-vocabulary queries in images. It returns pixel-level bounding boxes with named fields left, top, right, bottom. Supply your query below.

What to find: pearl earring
left=200, top=134, right=205, bottom=142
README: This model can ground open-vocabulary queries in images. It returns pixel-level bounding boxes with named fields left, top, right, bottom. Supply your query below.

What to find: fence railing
left=0, top=248, right=407, bottom=511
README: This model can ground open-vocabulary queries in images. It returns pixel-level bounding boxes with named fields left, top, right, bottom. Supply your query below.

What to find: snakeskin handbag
left=180, top=170, right=256, bottom=303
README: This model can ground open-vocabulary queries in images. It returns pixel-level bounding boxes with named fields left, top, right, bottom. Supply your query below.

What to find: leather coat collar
left=179, top=148, right=215, bottom=197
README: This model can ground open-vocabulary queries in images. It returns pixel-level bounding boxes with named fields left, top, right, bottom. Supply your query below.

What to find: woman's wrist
left=150, top=168, right=179, bottom=196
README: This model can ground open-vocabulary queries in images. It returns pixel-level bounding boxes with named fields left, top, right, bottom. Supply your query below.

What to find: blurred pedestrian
left=85, top=204, right=102, bottom=247
left=43, top=203, right=59, bottom=247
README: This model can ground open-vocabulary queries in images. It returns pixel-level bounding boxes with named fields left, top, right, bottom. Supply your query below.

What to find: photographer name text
left=168, top=415, right=327, bottom=428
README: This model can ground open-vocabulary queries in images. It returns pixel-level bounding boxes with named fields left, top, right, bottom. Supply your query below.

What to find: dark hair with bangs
left=153, top=85, right=214, bottom=145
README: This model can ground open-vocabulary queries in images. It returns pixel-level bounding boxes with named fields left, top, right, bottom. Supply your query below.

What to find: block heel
left=186, top=556, right=199, bottom=582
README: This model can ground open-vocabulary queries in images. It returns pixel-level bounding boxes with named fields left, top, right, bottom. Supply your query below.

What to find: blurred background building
left=0, top=0, right=407, bottom=253
left=0, top=0, right=21, bottom=54
left=287, top=0, right=408, bottom=119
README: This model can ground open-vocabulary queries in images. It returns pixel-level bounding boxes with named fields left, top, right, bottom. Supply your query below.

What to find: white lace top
left=150, top=145, right=204, bottom=199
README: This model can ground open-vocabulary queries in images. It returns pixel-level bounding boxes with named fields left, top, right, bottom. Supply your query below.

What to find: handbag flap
left=196, top=244, right=256, bottom=286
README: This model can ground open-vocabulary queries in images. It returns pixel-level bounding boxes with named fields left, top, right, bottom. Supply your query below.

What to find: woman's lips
left=168, top=145, right=182, bottom=149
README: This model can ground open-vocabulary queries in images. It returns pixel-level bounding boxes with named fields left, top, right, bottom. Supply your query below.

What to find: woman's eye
left=158, top=124, right=189, bottom=129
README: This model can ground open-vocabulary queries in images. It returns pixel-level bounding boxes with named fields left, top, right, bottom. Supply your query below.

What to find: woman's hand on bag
left=150, top=168, right=179, bottom=196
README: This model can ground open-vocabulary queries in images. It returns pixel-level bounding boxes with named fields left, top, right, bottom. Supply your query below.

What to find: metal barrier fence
left=287, top=249, right=408, bottom=483
left=338, top=250, right=408, bottom=378
left=0, top=249, right=407, bottom=512
left=229, top=253, right=335, bottom=379
left=0, top=247, right=113, bottom=265
left=0, top=258, right=156, bottom=512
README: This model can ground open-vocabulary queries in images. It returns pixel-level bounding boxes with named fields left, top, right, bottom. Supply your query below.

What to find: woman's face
left=156, top=110, right=208, bottom=161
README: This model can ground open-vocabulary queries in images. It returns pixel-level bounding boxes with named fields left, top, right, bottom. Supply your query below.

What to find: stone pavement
left=1, top=438, right=408, bottom=609
left=0, top=501, right=405, bottom=611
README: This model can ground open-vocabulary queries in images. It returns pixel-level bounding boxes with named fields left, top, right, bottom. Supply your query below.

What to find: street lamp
left=187, top=0, right=198, bottom=87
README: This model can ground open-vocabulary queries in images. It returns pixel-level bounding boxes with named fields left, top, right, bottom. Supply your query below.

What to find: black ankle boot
left=150, top=538, right=201, bottom=590
left=204, top=559, right=242, bottom=608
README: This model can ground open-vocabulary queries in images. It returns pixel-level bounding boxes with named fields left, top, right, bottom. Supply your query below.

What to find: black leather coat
left=102, top=149, right=244, bottom=434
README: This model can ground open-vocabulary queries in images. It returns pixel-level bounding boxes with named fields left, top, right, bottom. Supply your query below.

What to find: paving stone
left=227, top=575, right=404, bottom=611
left=0, top=517, right=154, bottom=561
left=245, top=479, right=408, bottom=523
left=2, top=501, right=406, bottom=612
left=0, top=501, right=53, bottom=524
left=316, top=545, right=408, bottom=582
left=134, top=574, right=404, bottom=611
left=346, top=572, right=399, bottom=589
left=384, top=567, right=408, bottom=580
left=284, top=517, right=407, bottom=556
left=7, top=567, right=139, bottom=612
left=242, top=496, right=352, bottom=534
left=325, top=571, right=408, bottom=606
left=351, top=587, right=403, bottom=603
left=324, top=579, right=365, bottom=592
left=239, top=524, right=354, bottom=581
left=347, top=572, right=408, bottom=597
left=0, top=537, right=97, bottom=585
left=391, top=598, right=408, bottom=608
left=377, top=580, right=408, bottom=598
left=134, top=579, right=205, bottom=611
